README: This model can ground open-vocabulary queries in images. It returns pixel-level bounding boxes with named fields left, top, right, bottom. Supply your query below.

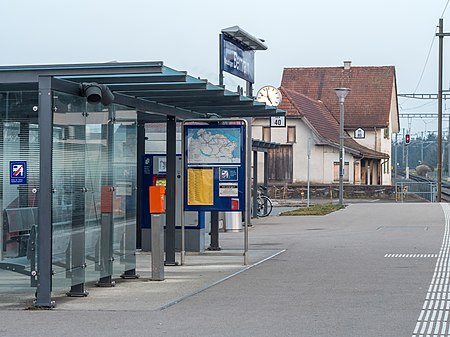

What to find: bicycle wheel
left=257, top=195, right=273, bottom=217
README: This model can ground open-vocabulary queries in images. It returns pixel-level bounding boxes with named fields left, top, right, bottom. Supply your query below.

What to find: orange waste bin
left=149, top=186, right=165, bottom=214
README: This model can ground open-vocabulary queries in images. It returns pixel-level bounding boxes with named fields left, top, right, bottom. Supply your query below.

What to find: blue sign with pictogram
left=10, top=161, right=27, bottom=185
left=219, top=167, right=238, bottom=181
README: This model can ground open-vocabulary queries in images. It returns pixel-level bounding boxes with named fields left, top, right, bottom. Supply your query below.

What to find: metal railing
left=395, top=181, right=437, bottom=202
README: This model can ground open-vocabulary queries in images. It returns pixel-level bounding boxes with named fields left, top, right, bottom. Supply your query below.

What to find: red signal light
left=405, top=134, right=411, bottom=144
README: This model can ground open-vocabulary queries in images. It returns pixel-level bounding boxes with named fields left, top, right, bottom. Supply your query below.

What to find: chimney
left=343, top=61, right=352, bottom=70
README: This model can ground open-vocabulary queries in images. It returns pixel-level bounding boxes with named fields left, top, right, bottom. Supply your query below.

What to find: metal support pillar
left=252, top=150, right=258, bottom=218
left=263, top=151, right=269, bottom=191
left=245, top=82, right=253, bottom=225
left=338, top=100, right=345, bottom=205
left=165, top=116, right=177, bottom=265
left=219, top=34, right=224, bottom=86
left=307, top=139, right=311, bottom=208
left=406, top=135, right=410, bottom=180
left=34, top=76, right=54, bottom=308
left=437, top=18, right=445, bottom=201
left=335, top=88, right=349, bottom=205
left=394, top=133, right=398, bottom=179
left=151, top=214, right=165, bottom=280
left=208, top=212, right=221, bottom=251
left=136, top=121, right=145, bottom=249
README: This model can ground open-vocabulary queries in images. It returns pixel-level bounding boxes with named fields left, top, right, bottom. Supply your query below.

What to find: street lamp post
left=335, top=88, right=351, bottom=205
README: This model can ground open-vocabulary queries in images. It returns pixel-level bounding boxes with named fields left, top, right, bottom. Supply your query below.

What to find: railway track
left=404, top=173, right=450, bottom=202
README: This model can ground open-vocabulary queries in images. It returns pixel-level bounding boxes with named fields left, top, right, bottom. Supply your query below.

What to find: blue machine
left=141, top=154, right=206, bottom=252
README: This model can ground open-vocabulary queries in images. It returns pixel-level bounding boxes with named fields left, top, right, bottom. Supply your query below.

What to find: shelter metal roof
left=252, top=139, right=281, bottom=152
left=0, top=61, right=284, bottom=121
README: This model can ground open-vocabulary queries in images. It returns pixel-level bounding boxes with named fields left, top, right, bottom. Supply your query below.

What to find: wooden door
left=268, top=145, right=293, bottom=183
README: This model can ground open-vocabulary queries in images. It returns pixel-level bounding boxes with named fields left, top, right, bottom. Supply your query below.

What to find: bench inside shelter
left=1, top=205, right=127, bottom=289
left=1, top=207, right=37, bottom=286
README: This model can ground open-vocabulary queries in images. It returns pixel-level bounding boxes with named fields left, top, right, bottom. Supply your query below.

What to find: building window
left=287, top=126, right=296, bottom=143
left=263, top=126, right=271, bottom=142
left=333, top=162, right=350, bottom=182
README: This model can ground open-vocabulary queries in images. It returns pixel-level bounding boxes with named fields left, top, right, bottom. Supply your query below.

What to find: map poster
left=186, top=127, right=241, bottom=165
left=184, top=123, right=246, bottom=212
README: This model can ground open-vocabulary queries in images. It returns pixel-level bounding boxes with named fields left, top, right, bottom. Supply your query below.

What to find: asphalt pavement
left=0, top=201, right=446, bottom=337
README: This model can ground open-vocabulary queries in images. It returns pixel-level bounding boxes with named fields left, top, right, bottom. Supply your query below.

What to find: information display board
left=183, top=122, right=246, bottom=212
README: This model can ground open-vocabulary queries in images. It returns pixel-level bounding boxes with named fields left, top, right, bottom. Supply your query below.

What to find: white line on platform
left=412, top=203, right=450, bottom=336
left=159, top=249, right=287, bottom=311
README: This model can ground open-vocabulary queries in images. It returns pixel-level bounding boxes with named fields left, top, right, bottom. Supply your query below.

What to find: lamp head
left=334, top=88, right=351, bottom=102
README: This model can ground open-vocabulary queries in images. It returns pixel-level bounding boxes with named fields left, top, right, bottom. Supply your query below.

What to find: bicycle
left=257, top=186, right=273, bottom=217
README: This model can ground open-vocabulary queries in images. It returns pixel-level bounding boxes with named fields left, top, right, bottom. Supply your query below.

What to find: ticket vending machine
left=141, top=154, right=208, bottom=252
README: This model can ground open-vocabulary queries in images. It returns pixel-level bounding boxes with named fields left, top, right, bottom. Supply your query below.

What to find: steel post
left=165, top=116, right=177, bottom=265
left=438, top=18, right=444, bottom=201
left=35, top=76, right=54, bottom=308
left=252, top=150, right=258, bottom=218
left=136, top=121, right=145, bottom=249
left=151, top=214, right=165, bottom=281
left=208, top=212, right=220, bottom=250
left=339, top=100, right=345, bottom=205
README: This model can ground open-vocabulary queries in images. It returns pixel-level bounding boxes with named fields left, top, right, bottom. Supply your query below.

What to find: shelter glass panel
left=0, top=90, right=40, bottom=298
left=51, top=94, right=137, bottom=293
left=111, top=106, right=137, bottom=275
left=52, top=92, right=90, bottom=291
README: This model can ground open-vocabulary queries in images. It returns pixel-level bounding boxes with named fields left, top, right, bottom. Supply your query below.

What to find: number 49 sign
left=270, top=116, right=286, bottom=128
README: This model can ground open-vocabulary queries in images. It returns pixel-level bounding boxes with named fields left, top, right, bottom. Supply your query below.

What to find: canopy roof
left=0, top=61, right=284, bottom=121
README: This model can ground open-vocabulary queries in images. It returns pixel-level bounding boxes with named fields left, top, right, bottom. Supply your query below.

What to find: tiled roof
left=280, top=88, right=388, bottom=159
left=281, top=65, right=396, bottom=128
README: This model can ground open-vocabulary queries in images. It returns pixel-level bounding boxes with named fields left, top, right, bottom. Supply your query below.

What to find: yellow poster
left=187, top=168, right=214, bottom=205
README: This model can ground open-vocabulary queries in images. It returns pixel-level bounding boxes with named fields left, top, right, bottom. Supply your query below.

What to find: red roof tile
left=281, top=88, right=388, bottom=159
left=281, top=65, right=397, bottom=129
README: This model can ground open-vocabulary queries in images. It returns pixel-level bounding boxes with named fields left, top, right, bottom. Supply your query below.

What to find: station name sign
left=220, top=35, right=255, bottom=83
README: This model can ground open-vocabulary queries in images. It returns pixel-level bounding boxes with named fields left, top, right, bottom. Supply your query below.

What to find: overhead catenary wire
left=401, top=100, right=436, bottom=111
left=412, top=35, right=435, bottom=95
left=442, top=0, right=450, bottom=17
left=400, top=1, right=450, bottom=108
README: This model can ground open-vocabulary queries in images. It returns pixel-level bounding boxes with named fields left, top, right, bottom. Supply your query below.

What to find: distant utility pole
left=397, top=18, right=450, bottom=200
left=394, top=133, right=398, bottom=179
left=406, top=130, right=410, bottom=180
left=436, top=18, right=450, bottom=201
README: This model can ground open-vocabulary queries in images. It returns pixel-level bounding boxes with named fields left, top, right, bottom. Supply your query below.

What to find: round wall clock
left=256, top=85, right=282, bottom=107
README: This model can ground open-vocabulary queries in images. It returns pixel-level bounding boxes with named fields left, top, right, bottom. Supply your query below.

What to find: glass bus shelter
left=0, top=62, right=284, bottom=307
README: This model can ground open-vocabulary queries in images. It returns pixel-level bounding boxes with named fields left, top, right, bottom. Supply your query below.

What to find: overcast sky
left=1, top=1, right=450, bottom=135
